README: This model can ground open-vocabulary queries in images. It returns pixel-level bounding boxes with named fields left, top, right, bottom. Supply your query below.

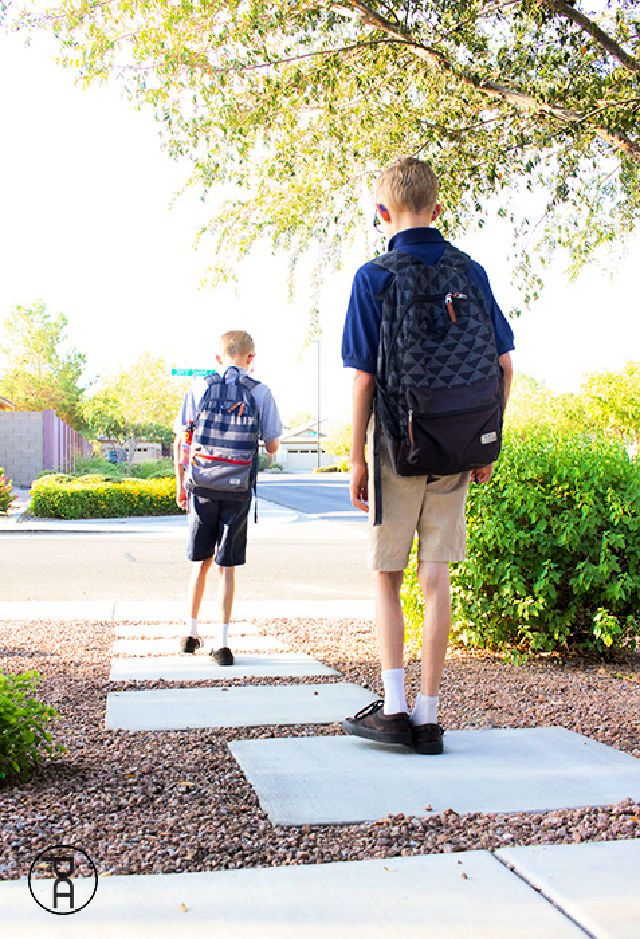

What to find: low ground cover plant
left=0, top=671, right=64, bottom=782
left=0, top=469, right=13, bottom=514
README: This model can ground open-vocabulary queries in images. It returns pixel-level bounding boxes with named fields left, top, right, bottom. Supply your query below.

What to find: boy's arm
left=499, top=352, right=513, bottom=407
left=173, top=435, right=187, bottom=510
left=259, top=386, right=283, bottom=456
left=350, top=370, right=376, bottom=512
left=173, top=385, right=197, bottom=511
left=472, top=353, right=514, bottom=485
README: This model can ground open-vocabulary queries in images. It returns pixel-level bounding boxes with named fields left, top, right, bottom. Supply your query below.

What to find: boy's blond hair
left=377, top=158, right=439, bottom=214
left=220, top=330, right=255, bottom=358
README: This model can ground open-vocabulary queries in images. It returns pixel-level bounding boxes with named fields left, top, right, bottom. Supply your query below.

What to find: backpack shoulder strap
left=239, top=375, right=261, bottom=391
left=192, top=372, right=221, bottom=425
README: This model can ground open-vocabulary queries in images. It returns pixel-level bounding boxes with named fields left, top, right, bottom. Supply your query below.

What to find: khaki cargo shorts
left=367, top=429, right=469, bottom=572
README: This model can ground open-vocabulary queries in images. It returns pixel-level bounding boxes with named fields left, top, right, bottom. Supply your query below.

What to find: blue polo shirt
left=342, top=227, right=515, bottom=373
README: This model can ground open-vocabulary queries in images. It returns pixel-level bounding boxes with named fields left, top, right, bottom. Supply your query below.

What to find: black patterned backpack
left=372, top=244, right=504, bottom=525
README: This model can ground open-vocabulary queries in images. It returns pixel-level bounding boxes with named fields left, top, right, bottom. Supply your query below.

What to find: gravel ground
left=0, top=616, right=638, bottom=879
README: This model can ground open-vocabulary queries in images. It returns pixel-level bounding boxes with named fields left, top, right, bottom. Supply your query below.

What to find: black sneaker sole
left=341, top=718, right=412, bottom=747
left=412, top=732, right=444, bottom=755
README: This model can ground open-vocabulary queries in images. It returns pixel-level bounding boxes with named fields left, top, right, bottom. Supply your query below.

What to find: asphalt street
left=0, top=475, right=373, bottom=602
left=257, top=473, right=364, bottom=522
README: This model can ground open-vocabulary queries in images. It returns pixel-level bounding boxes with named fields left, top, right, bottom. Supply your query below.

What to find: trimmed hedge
left=314, top=460, right=351, bottom=473
left=0, top=671, right=64, bottom=782
left=402, top=430, right=640, bottom=656
left=0, top=469, right=13, bottom=514
left=30, top=473, right=181, bottom=519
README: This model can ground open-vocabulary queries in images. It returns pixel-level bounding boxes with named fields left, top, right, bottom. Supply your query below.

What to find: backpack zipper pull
left=445, top=292, right=467, bottom=322
left=408, top=409, right=415, bottom=448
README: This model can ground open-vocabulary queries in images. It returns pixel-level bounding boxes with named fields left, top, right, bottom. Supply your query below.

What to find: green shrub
left=30, top=474, right=180, bottom=519
left=314, top=460, right=351, bottom=473
left=402, top=430, right=640, bottom=656
left=0, top=469, right=13, bottom=514
left=0, top=671, right=64, bottom=782
left=74, top=456, right=174, bottom=479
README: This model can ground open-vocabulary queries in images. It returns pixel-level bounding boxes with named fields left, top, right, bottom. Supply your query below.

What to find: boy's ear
left=432, top=203, right=442, bottom=221
left=215, top=353, right=223, bottom=366
left=247, top=352, right=256, bottom=365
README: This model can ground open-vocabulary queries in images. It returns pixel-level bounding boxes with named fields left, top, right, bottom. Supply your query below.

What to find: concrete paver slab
left=113, top=622, right=263, bottom=638
left=105, top=683, right=373, bottom=730
left=0, top=599, right=375, bottom=622
left=109, top=653, right=338, bottom=682
left=229, top=727, right=640, bottom=825
left=0, top=600, right=375, bottom=623
left=113, top=599, right=375, bottom=621
left=112, top=636, right=284, bottom=654
left=497, top=838, right=640, bottom=939
left=0, top=851, right=583, bottom=938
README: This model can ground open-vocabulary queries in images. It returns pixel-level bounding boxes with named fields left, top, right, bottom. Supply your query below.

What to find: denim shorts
left=186, top=494, right=252, bottom=565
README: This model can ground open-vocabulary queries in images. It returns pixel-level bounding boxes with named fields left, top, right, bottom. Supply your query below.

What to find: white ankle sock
left=411, top=693, right=439, bottom=726
left=382, top=668, right=407, bottom=715
left=188, top=618, right=198, bottom=638
left=217, top=623, right=229, bottom=649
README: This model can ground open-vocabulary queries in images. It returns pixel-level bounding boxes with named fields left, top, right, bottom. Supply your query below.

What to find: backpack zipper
left=445, top=292, right=467, bottom=322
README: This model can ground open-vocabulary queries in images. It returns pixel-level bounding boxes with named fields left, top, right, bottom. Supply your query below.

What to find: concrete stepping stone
left=112, top=599, right=375, bottom=621
left=497, top=838, right=640, bottom=939
left=105, top=683, right=374, bottom=731
left=113, top=621, right=262, bottom=638
left=229, top=726, right=640, bottom=825
left=109, top=653, right=338, bottom=682
left=112, top=636, right=286, bottom=655
left=1, top=851, right=582, bottom=937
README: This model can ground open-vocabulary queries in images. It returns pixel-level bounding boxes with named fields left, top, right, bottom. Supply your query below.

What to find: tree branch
left=539, top=0, right=640, bottom=74
left=338, top=0, right=640, bottom=162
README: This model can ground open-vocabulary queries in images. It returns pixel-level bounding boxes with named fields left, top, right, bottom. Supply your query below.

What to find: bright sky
left=1, top=31, right=638, bottom=425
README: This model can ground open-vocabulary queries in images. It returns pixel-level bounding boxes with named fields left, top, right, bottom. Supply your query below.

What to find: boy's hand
left=176, top=485, right=187, bottom=511
left=471, top=464, right=493, bottom=484
left=350, top=462, right=369, bottom=512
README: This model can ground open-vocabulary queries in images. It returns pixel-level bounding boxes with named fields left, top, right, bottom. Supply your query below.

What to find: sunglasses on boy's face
left=373, top=204, right=391, bottom=232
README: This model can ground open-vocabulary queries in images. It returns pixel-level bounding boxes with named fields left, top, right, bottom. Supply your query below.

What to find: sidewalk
left=0, top=496, right=299, bottom=533
left=1, top=608, right=639, bottom=936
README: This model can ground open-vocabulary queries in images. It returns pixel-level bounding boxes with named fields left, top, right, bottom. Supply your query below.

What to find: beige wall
left=0, top=411, right=44, bottom=488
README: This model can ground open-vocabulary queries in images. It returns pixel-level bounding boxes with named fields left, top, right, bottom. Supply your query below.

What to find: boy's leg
left=189, top=557, right=214, bottom=621
left=412, top=561, right=451, bottom=727
left=376, top=570, right=408, bottom=715
left=182, top=494, right=220, bottom=652
left=410, top=472, right=468, bottom=750
left=209, top=498, right=250, bottom=664
left=216, top=564, right=235, bottom=649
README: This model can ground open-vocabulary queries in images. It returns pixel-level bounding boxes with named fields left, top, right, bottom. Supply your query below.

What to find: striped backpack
left=185, top=366, right=261, bottom=499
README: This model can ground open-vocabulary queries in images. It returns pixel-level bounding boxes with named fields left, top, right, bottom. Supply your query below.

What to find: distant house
left=0, top=395, right=16, bottom=411
left=97, top=437, right=162, bottom=464
left=270, top=421, right=336, bottom=472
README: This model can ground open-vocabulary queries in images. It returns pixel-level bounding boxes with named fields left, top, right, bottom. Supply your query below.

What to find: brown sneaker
left=411, top=722, right=444, bottom=755
left=342, top=699, right=412, bottom=747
